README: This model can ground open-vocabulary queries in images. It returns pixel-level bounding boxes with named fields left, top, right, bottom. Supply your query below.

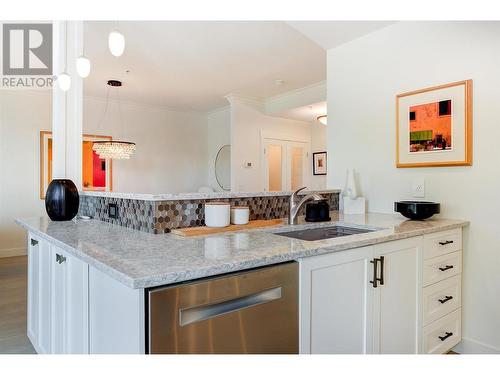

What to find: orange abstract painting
left=408, top=100, right=452, bottom=153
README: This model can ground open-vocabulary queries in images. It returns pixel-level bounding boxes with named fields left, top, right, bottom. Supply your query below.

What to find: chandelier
left=93, top=80, right=136, bottom=160
left=92, top=141, right=136, bottom=159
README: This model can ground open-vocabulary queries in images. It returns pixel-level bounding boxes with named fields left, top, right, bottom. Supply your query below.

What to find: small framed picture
left=313, top=152, right=327, bottom=175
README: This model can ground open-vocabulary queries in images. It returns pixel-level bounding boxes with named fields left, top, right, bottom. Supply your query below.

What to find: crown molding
left=264, top=80, right=326, bottom=115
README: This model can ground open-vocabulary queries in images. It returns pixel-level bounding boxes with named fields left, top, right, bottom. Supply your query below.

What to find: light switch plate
left=412, top=178, right=425, bottom=198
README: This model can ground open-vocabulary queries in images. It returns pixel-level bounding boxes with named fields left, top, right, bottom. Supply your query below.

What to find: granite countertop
left=80, top=189, right=341, bottom=201
left=16, top=212, right=468, bottom=289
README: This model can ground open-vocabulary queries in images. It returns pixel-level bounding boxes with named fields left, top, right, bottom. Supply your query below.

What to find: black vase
left=45, top=179, right=80, bottom=221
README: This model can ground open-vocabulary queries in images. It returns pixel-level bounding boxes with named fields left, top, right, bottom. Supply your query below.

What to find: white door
left=299, top=246, right=374, bottom=354
left=372, top=237, right=422, bottom=354
left=263, top=139, right=310, bottom=191
left=51, top=246, right=89, bottom=354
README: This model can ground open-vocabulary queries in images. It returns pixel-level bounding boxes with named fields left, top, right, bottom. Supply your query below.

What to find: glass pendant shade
left=57, top=72, right=71, bottom=91
left=108, top=30, right=125, bottom=57
left=76, top=56, right=91, bottom=78
left=92, top=141, right=136, bottom=160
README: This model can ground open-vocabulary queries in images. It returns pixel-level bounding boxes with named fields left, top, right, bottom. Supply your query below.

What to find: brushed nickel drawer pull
left=179, top=287, right=282, bottom=327
left=438, top=296, right=453, bottom=304
left=438, top=265, right=454, bottom=272
left=56, top=253, right=66, bottom=264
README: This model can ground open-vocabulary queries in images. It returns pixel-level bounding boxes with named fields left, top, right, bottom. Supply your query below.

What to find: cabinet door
left=299, top=246, right=374, bottom=354
left=372, top=237, right=422, bottom=354
left=50, top=246, right=89, bottom=354
left=37, top=239, right=53, bottom=354
left=27, top=236, right=39, bottom=347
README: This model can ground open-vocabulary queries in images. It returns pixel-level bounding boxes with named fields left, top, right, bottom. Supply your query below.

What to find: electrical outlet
left=412, top=179, right=425, bottom=198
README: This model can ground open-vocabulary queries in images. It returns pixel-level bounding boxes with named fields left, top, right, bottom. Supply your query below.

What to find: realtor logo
left=2, top=23, right=52, bottom=75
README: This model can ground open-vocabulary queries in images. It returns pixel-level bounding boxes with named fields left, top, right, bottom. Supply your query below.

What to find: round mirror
left=215, top=145, right=231, bottom=191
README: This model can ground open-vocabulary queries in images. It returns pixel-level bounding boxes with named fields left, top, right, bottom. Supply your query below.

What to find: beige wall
left=327, top=21, right=500, bottom=353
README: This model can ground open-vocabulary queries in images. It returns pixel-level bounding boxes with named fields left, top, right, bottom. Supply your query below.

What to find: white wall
left=229, top=96, right=314, bottom=191
left=83, top=96, right=208, bottom=194
left=0, top=91, right=49, bottom=257
left=310, top=120, right=327, bottom=190
left=206, top=106, right=231, bottom=191
left=0, top=91, right=210, bottom=256
left=327, top=21, right=500, bottom=352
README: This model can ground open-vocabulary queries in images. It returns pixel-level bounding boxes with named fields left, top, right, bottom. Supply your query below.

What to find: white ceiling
left=83, top=21, right=394, bottom=113
left=83, top=21, right=326, bottom=112
left=273, top=101, right=327, bottom=123
left=286, top=21, right=396, bottom=50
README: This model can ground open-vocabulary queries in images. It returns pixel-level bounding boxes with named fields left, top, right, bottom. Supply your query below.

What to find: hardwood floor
left=0, top=256, right=36, bottom=354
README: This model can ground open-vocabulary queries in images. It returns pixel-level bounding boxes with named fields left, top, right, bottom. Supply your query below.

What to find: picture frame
left=396, top=80, right=472, bottom=168
left=313, top=152, right=327, bottom=175
left=39, top=131, right=113, bottom=199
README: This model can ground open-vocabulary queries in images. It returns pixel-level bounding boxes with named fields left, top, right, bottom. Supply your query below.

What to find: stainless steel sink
left=275, top=225, right=375, bottom=241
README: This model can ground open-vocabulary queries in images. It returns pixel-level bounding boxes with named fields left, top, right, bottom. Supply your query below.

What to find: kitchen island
left=17, top=212, right=468, bottom=354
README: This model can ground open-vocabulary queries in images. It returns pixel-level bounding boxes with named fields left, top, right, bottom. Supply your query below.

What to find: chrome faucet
left=288, top=187, right=324, bottom=225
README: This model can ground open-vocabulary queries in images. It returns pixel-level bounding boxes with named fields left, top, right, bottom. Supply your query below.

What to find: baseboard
left=453, top=337, right=500, bottom=354
left=0, top=247, right=27, bottom=258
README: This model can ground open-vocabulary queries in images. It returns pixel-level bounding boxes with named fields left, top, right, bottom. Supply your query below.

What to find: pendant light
left=76, top=22, right=91, bottom=78
left=76, top=56, right=91, bottom=78
left=58, top=22, right=71, bottom=91
left=108, top=24, right=125, bottom=57
left=317, top=115, right=327, bottom=125
left=92, top=80, right=136, bottom=160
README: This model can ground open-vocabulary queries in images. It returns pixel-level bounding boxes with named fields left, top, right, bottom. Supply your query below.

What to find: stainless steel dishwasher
left=147, top=262, right=298, bottom=354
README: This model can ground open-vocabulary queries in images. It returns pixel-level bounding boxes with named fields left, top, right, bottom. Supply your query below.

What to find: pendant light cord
left=96, top=86, right=112, bottom=133
left=64, top=21, right=68, bottom=178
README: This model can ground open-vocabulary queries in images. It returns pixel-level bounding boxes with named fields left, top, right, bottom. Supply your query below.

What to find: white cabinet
left=372, top=237, right=422, bottom=354
left=300, top=236, right=423, bottom=354
left=27, top=236, right=89, bottom=354
left=299, top=246, right=374, bottom=354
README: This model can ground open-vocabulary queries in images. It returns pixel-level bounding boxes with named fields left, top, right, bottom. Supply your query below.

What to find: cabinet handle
left=56, top=253, right=66, bottom=264
left=438, top=265, right=454, bottom=272
left=439, top=240, right=454, bottom=246
left=379, top=256, right=385, bottom=286
left=370, top=257, right=384, bottom=288
left=438, top=332, right=453, bottom=341
left=370, top=258, right=379, bottom=288
left=438, top=296, right=453, bottom=304
left=30, top=238, right=38, bottom=246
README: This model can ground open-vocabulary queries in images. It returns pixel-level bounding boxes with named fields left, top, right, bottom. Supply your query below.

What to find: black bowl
left=394, top=201, right=440, bottom=220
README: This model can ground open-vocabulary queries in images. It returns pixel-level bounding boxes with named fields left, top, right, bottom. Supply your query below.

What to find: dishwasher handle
left=179, top=286, right=282, bottom=327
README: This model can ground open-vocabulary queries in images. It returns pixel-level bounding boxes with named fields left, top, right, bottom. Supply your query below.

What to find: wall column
left=52, top=21, right=83, bottom=189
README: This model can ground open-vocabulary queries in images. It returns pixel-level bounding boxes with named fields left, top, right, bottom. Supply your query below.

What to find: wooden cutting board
left=171, top=219, right=284, bottom=237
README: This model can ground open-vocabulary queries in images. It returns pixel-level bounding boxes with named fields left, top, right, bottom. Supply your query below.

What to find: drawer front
left=423, top=309, right=461, bottom=354
left=424, top=229, right=462, bottom=260
left=423, top=251, right=462, bottom=287
left=423, top=275, right=461, bottom=325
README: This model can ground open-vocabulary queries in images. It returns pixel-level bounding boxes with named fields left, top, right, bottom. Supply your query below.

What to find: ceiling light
left=317, top=115, right=327, bottom=125
left=275, top=79, right=285, bottom=85
left=57, top=72, right=71, bottom=91
left=108, top=30, right=125, bottom=57
left=76, top=56, right=91, bottom=78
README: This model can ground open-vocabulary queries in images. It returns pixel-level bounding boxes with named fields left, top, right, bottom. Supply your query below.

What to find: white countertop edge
left=80, top=189, right=341, bottom=201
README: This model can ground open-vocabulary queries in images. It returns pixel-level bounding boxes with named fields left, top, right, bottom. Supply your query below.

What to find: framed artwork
left=396, top=80, right=472, bottom=168
left=313, top=152, right=327, bottom=175
left=40, top=131, right=113, bottom=199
